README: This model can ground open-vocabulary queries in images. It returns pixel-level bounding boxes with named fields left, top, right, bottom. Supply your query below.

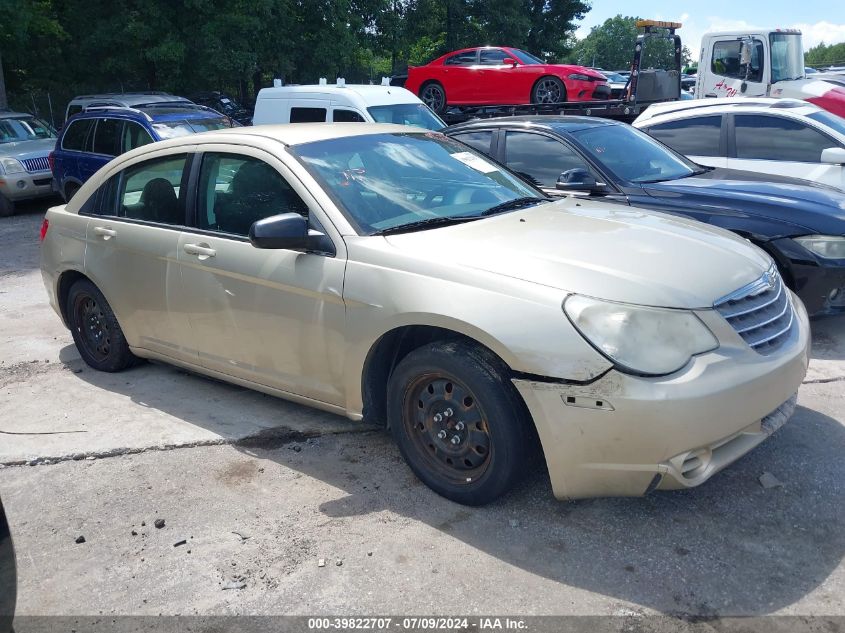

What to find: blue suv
left=51, top=104, right=231, bottom=201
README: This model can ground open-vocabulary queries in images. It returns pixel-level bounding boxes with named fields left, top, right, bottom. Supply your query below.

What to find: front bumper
left=514, top=292, right=810, bottom=500
left=0, top=170, right=54, bottom=202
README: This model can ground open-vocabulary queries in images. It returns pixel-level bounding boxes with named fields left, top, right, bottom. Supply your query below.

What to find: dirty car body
left=40, top=124, right=809, bottom=503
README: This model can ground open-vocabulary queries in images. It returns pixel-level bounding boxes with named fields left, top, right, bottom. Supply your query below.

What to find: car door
left=641, top=115, right=728, bottom=168
left=705, top=38, right=767, bottom=98
left=441, top=49, right=482, bottom=104
left=500, top=130, right=626, bottom=203
left=82, top=118, right=123, bottom=182
left=55, top=118, right=95, bottom=195
left=728, top=113, right=844, bottom=187
left=81, top=151, right=197, bottom=364
left=477, top=48, right=518, bottom=102
left=175, top=147, right=347, bottom=405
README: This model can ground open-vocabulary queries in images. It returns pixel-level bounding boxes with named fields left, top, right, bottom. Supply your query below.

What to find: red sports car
left=405, top=46, right=611, bottom=113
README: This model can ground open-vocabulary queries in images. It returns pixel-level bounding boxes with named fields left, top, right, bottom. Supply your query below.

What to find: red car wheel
left=531, top=77, right=566, bottom=104
left=420, top=82, right=447, bottom=114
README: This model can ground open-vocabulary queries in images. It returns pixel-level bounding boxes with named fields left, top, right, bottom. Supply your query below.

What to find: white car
left=633, top=98, right=845, bottom=190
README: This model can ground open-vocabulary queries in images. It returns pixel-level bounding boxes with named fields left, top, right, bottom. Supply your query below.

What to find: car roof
left=69, top=93, right=190, bottom=106
left=0, top=111, right=36, bottom=119
left=125, top=122, right=424, bottom=150
left=634, top=97, right=820, bottom=123
left=69, top=104, right=224, bottom=123
left=257, top=84, right=421, bottom=107
left=447, top=115, right=619, bottom=134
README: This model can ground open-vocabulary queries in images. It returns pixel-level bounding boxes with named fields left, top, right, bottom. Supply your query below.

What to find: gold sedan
left=40, top=124, right=810, bottom=504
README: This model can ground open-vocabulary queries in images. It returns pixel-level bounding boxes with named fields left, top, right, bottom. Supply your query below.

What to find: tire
left=67, top=279, right=139, bottom=372
left=387, top=340, right=533, bottom=505
left=531, top=76, right=566, bottom=104
left=0, top=193, right=14, bottom=218
left=64, top=183, right=80, bottom=202
left=419, top=81, right=447, bottom=114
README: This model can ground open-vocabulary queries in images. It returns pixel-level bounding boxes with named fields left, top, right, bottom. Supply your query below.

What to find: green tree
left=805, top=41, right=845, bottom=67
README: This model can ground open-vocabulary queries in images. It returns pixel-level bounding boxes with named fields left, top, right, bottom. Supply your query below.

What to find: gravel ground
left=1, top=201, right=843, bottom=623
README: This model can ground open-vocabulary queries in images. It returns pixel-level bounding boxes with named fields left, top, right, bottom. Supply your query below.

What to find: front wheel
left=67, top=279, right=139, bottom=372
left=0, top=193, right=14, bottom=218
left=531, top=76, right=566, bottom=104
left=387, top=341, right=533, bottom=505
left=419, top=82, right=447, bottom=114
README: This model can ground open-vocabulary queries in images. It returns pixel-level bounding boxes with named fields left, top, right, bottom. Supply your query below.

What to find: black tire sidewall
left=388, top=341, right=531, bottom=505
left=0, top=194, right=13, bottom=218
left=531, top=76, right=566, bottom=104
left=67, top=279, right=137, bottom=372
left=420, top=82, right=446, bottom=114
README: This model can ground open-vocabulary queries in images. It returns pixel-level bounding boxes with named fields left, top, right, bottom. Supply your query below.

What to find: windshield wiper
left=373, top=215, right=486, bottom=236
left=481, top=196, right=548, bottom=216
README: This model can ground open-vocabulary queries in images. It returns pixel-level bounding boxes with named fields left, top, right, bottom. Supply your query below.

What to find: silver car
left=0, top=111, right=57, bottom=216
left=40, top=123, right=810, bottom=504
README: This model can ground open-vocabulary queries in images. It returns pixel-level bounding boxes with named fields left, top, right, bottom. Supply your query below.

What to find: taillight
left=48, top=152, right=55, bottom=172
left=39, top=218, right=49, bottom=242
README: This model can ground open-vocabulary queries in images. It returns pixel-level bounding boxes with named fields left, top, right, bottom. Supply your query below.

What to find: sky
left=573, top=0, right=845, bottom=58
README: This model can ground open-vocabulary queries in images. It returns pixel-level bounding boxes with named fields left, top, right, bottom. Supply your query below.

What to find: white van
left=252, top=83, right=445, bottom=130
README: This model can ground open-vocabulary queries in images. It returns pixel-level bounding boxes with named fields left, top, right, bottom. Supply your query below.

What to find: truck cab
left=697, top=29, right=845, bottom=116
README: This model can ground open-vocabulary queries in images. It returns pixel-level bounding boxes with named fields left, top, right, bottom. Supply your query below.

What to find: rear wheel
left=531, top=76, right=566, bottom=104
left=387, top=341, right=533, bottom=505
left=67, top=279, right=139, bottom=372
left=0, top=193, right=14, bottom=218
left=419, top=81, right=447, bottom=114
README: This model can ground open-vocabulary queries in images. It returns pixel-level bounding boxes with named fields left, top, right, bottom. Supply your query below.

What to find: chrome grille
left=714, top=267, right=794, bottom=355
left=22, top=157, right=50, bottom=173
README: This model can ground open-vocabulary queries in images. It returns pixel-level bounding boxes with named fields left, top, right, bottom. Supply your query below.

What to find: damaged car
left=40, top=124, right=809, bottom=504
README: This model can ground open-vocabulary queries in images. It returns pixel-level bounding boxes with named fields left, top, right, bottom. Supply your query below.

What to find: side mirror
left=821, top=147, right=845, bottom=165
left=502, top=57, right=518, bottom=67
left=556, top=168, right=602, bottom=192
left=249, top=213, right=308, bottom=250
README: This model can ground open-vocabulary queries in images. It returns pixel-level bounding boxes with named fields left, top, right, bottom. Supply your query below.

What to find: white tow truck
left=695, top=28, right=845, bottom=117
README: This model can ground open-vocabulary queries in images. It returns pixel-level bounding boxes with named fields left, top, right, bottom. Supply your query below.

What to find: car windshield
left=807, top=111, right=845, bottom=137
left=511, top=49, right=544, bottom=65
left=572, top=124, right=699, bottom=183
left=770, top=33, right=805, bottom=82
left=0, top=115, right=57, bottom=144
left=292, top=132, right=545, bottom=235
left=152, top=118, right=230, bottom=139
left=367, top=104, right=445, bottom=131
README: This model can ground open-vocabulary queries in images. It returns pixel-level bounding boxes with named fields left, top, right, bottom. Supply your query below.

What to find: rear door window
left=290, top=107, right=327, bottom=123
left=61, top=119, right=95, bottom=151
left=734, top=115, right=834, bottom=162
left=92, top=119, right=123, bottom=156
left=118, top=154, right=189, bottom=224
left=479, top=49, right=509, bottom=65
left=645, top=116, right=723, bottom=157
left=444, top=50, right=478, bottom=66
left=451, top=130, right=494, bottom=154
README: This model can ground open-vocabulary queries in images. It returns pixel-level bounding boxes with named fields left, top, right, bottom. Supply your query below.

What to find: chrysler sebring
left=40, top=124, right=809, bottom=504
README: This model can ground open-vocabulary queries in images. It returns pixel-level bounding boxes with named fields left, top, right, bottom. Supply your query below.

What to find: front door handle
left=183, top=243, right=216, bottom=258
left=93, top=226, right=116, bottom=239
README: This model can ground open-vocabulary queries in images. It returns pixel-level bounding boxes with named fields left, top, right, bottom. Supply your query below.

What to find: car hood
left=643, top=169, right=845, bottom=234
left=383, top=199, right=771, bottom=309
left=0, top=138, right=56, bottom=159
left=540, top=64, right=606, bottom=81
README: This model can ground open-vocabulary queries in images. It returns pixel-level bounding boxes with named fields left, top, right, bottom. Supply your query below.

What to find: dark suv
left=51, top=104, right=232, bottom=201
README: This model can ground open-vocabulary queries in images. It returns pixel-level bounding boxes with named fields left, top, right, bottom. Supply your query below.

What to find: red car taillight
left=39, top=219, right=49, bottom=242
left=48, top=152, right=55, bottom=172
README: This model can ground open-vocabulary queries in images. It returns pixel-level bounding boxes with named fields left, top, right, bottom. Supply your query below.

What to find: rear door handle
left=93, top=226, right=116, bottom=239
left=183, top=243, right=216, bottom=258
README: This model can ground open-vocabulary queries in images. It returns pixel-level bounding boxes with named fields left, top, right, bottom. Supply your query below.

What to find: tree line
left=0, top=0, right=589, bottom=116
left=805, top=41, right=845, bottom=68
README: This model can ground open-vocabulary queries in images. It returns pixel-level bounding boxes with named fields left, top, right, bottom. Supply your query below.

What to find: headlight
left=568, top=73, right=592, bottom=81
left=0, top=158, right=25, bottom=175
left=563, top=295, right=718, bottom=376
left=794, top=235, right=845, bottom=259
